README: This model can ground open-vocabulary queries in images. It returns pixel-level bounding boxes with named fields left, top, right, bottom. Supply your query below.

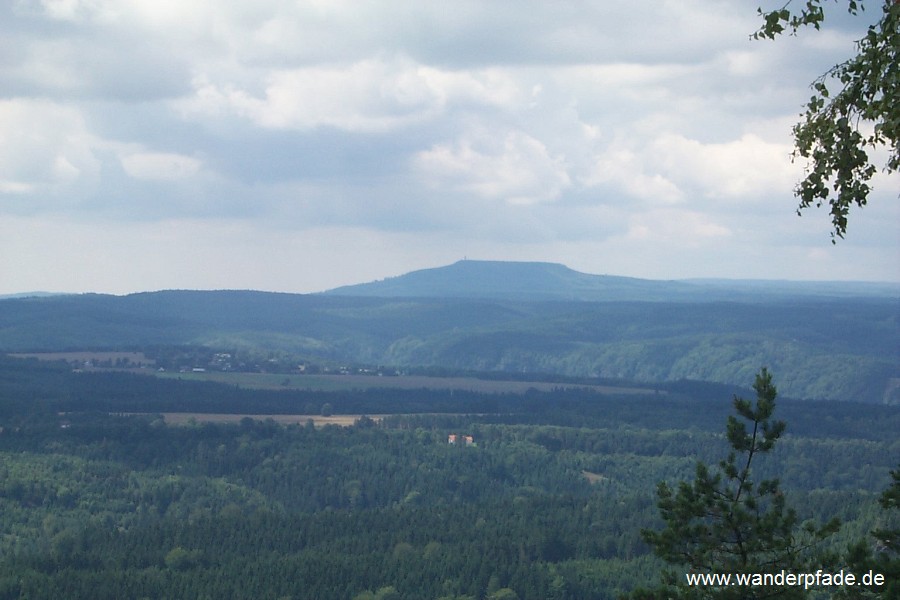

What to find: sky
left=1, top=0, right=897, bottom=295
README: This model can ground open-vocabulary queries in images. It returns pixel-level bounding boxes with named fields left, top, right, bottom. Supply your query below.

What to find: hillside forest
left=0, top=284, right=897, bottom=405
left=0, top=354, right=897, bottom=599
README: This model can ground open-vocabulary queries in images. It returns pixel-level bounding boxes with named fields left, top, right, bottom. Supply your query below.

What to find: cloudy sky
left=1, top=0, right=897, bottom=294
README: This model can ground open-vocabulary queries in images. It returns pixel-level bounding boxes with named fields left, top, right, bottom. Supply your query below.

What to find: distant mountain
left=682, top=278, right=900, bottom=299
left=1, top=263, right=897, bottom=403
left=324, top=260, right=705, bottom=301
left=0, top=292, right=66, bottom=300
left=323, top=260, right=900, bottom=301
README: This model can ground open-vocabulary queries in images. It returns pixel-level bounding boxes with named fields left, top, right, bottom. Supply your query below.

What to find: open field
left=156, top=370, right=662, bottom=395
left=11, top=351, right=155, bottom=367
left=12, top=351, right=665, bottom=395
left=149, top=413, right=386, bottom=427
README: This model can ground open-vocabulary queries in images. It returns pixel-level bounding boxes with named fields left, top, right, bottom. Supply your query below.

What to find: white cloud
left=33, top=0, right=97, bottom=21
left=649, top=132, right=797, bottom=200
left=414, top=128, right=571, bottom=205
left=22, top=0, right=212, bottom=28
left=120, top=152, right=202, bottom=181
left=624, top=209, right=731, bottom=246
left=0, top=181, right=34, bottom=194
left=176, top=57, right=524, bottom=132
left=233, top=60, right=441, bottom=132
left=0, top=99, right=99, bottom=194
left=584, top=146, right=684, bottom=205
left=583, top=130, right=798, bottom=209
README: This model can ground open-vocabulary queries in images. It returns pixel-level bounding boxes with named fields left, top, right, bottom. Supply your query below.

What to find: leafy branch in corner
left=754, top=1, right=899, bottom=241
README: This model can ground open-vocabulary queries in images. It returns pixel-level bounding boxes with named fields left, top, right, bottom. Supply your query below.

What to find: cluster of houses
left=447, top=434, right=475, bottom=447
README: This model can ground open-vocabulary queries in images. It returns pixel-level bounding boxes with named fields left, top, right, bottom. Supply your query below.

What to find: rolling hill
left=0, top=261, right=897, bottom=403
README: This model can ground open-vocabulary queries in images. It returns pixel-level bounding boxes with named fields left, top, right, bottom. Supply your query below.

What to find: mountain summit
left=323, top=260, right=900, bottom=301
left=323, top=260, right=699, bottom=301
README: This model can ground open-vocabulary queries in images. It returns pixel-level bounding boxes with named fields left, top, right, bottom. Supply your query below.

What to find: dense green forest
left=0, top=355, right=896, bottom=599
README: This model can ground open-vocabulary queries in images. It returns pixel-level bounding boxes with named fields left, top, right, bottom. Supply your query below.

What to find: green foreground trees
left=636, top=369, right=840, bottom=598
left=841, top=468, right=900, bottom=598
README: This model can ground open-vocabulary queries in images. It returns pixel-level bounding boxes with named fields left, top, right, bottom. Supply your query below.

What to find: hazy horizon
left=5, top=259, right=900, bottom=298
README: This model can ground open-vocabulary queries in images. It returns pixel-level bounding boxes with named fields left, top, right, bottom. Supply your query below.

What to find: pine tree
left=634, top=368, right=839, bottom=599
left=839, top=467, right=900, bottom=599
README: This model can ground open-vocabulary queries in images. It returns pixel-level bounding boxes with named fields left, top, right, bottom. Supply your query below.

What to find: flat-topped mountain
left=324, top=260, right=703, bottom=301
left=323, top=260, right=899, bottom=301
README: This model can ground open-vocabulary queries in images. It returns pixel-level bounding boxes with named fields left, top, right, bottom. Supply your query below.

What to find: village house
left=448, top=434, right=475, bottom=447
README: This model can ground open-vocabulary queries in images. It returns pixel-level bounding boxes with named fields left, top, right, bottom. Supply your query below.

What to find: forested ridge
left=1, top=285, right=897, bottom=403
left=0, top=356, right=896, bottom=599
